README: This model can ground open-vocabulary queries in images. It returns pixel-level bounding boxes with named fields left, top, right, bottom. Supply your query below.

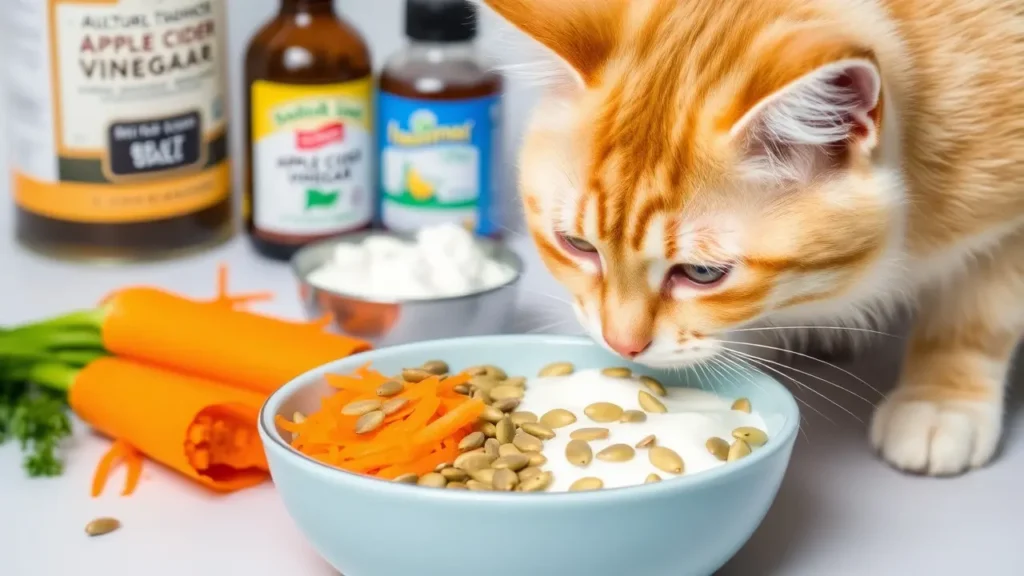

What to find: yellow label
left=250, top=78, right=374, bottom=236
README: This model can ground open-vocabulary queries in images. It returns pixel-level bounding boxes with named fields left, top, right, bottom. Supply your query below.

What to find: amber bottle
left=244, top=0, right=374, bottom=261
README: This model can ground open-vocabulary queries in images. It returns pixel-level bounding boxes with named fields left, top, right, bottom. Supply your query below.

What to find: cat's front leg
left=870, top=239, right=1024, bottom=476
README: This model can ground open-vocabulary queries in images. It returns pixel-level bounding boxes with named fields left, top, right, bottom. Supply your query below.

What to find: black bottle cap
left=406, top=0, right=478, bottom=42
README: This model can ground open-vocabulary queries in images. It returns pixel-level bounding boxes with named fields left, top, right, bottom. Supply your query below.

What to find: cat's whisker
left=728, top=325, right=898, bottom=338
left=724, top=345, right=877, bottom=407
left=523, top=318, right=577, bottom=334
left=518, top=287, right=574, bottom=307
left=715, top=353, right=820, bottom=439
left=722, top=340, right=887, bottom=399
left=723, top=349, right=861, bottom=423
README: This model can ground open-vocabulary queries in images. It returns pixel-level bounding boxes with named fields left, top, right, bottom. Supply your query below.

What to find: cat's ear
left=480, top=0, right=626, bottom=88
left=727, top=43, right=883, bottom=184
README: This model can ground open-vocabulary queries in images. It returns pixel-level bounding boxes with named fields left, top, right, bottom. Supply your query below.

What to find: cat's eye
left=560, top=234, right=598, bottom=253
left=669, top=264, right=730, bottom=287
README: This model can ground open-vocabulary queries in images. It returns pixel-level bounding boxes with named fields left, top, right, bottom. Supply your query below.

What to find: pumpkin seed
left=453, top=384, right=471, bottom=395
left=470, top=375, right=500, bottom=391
left=731, top=397, right=752, bottom=413
left=728, top=439, right=752, bottom=461
left=484, top=438, right=501, bottom=459
left=473, top=389, right=492, bottom=404
left=513, top=431, right=543, bottom=453
left=466, top=365, right=489, bottom=377
left=493, top=398, right=520, bottom=413
left=493, top=454, right=530, bottom=472
left=478, top=421, right=497, bottom=438
left=540, top=408, right=577, bottom=429
left=526, top=451, right=548, bottom=467
left=441, top=468, right=469, bottom=482
left=635, top=434, right=657, bottom=449
left=480, top=405, right=505, bottom=423
left=570, top=427, right=610, bottom=441
left=596, top=444, right=635, bottom=462
left=601, top=366, right=632, bottom=378
left=401, top=368, right=432, bottom=383
left=394, top=473, right=419, bottom=484
left=732, top=427, right=768, bottom=447
left=483, top=365, right=508, bottom=380
left=354, top=410, right=385, bottom=434
left=290, top=412, right=305, bottom=441
left=458, top=431, right=486, bottom=452
left=467, top=480, right=492, bottom=491
left=469, top=468, right=496, bottom=484
left=85, top=517, right=121, bottom=537
left=421, top=360, right=449, bottom=375
left=496, top=417, right=516, bottom=444
left=492, top=468, right=519, bottom=491
left=645, top=473, right=662, bottom=484
left=649, top=446, right=685, bottom=474
left=341, top=399, right=382, bottom=416
left=381, top=397, right=409, bottom=416
left=498, top=443, right=522, bottom=458
left=620, top=410, right=647, bottom=423
left=520, top=422, right=556, bottom=440
left=519, top=471, right=554, bottom=492
left=504, top=376, right=527, bottom=387
left=640, top=375, right=668, bottom=397
left=584, top=402, right=624, bottom=423
left=376, top=380, right=404, bottom=397
left=538, top=361, right=574, bottom=377
left=638, top=390, right=668, bottom=413
left=435, top=462, right=450, bottom=472
left=565, top=439, right=593, bottom=467
left=510, top=411, right=538, bottom=426
left=490, top=385, right=525, bottom=401
left=518, top=467, right=542, bottom=482
left=417, top=473, right=448, bottom=488
left=454, top=451, right=496, bottom=471
left=570, top=477, right=604, bottom=491
left=447, top=482, right=468, bottom=490
left=706, top=437, right=730, bottom=461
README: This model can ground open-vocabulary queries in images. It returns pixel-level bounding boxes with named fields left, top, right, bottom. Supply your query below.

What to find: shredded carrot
left=282, top=364, right=484, bottom=480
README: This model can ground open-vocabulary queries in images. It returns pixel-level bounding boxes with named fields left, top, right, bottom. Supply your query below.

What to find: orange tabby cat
left=482, top=0, right=1024, bottom=476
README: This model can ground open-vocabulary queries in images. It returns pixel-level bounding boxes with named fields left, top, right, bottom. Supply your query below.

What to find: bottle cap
left=406, top=0, right=477, bottom=42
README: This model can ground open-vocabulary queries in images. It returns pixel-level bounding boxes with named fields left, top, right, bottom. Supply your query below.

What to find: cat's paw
left=870, top=393, right=1002, bottom=476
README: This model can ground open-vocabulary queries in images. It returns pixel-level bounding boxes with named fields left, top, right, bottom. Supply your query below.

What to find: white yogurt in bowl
left=517, top=369, right=769, bottom=491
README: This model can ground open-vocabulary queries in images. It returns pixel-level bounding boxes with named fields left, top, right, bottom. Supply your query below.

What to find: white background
left=1, top=1, right=1022, bottom=575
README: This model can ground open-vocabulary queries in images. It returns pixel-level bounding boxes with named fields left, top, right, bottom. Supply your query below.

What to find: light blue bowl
left=259, top=335, right=799, bottom=576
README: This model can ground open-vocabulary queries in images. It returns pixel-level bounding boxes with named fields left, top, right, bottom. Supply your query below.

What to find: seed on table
left=459, top=431, right=486, bottom=452
left=504, top=376, right=527, bottom=388
left=480, top=405, right=505, bottom=423
left=342, top=399, right=382, bottom=416
left=728, top=439, right=752, bottom=461
left=447, top=482, right=468, bottom=490
left=496, top=417, right=516, bottom=444
left=469, top=468, right=496, bottom=484
left=645, top=474, right=662, bottom=484
left=565, top=439, right=594, bottom=467
left=354, top=410, right=385, bottom=434
left=706, top=437, right=730, bottom=461
left=635, top=434, right=657, bottom=449
left=394, top=473, right=419, bottom=484
left=526, top=451, right=548, bottom=467
left=601, top=366, right=632, bottom=378
left=513, top=431, right=543, bottom=453
left=498, top=443, right=522, bottom=458
left=421, top=360, right=449, bottom=375
left=484, top=438, right=501, bottom=458
left=454, top=451, right=496, bottom=471
left=571, top=428, right=610, bottom=441
left=732, top=427, right=768, bottom=447
left=453, top=384, right=471, bottom=395
left=584, top=402, right=624, bottom=423
left=478, top=421, right=497, bottom=438
left=519, top=471, right=554, bottom=492
left=596, top=444, right=636, bottom=463
left=518, top=467, right=542, bottom=482
left=640, top=375, right=668, bottom=397
left=85, top=517, right=121, bottom=537
left=467, top=480, right=492, bottom=491
left=540, top=409, right=577, bottom=429
left=492, top=468, right=519, bottom=491
left=493, top=454, right=530, bottom=472
left=638, top=391, right=668, bottom=413
left=521, top=422, right=556, bottom=440
left=538, top=361, right=574, bottom=377
left=490, top=385, right=525, bottom=401
left=649, top=446, right=685, bottom=474
left=570, top=477, right=604, bottom=491
left=731, top=397, right=752, bottom=413
left=441, top=468, right=469, bottom=482
left=510, top=411, right=538, bottom=426
left=402, top=368, right=433, bottom=383
left=376, top=380, right=404, bottom=397
left=417, top=473, right=448, bottom=488
left=381, top=397, right=409, bottom=416
left=620, top=410, right=647, bottom=423
left=493, top=398, right=520, bottom=413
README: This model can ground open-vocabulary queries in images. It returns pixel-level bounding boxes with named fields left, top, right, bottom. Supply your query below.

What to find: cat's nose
left=604, top=334, right=652, bottom=358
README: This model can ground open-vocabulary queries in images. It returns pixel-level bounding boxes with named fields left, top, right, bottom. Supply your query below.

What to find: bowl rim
left=259, top=335, right=801, bottom=505
left=289, top=230, right=526, bottom=305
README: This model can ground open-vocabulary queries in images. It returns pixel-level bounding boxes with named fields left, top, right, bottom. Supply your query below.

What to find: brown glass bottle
left=245, top=0, right=374, bottom=261
left=377, top=0, right=503, bottom=237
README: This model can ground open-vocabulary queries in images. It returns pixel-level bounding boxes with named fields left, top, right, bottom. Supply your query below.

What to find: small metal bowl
left=291, top=230, right=525, bottom=346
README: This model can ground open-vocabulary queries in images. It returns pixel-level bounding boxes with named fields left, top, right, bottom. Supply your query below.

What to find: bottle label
left=377, top=93, right=501, bottom=235
left=251, top=78, right=373, bottom=236
left=10, top=0, right=231, bottom=224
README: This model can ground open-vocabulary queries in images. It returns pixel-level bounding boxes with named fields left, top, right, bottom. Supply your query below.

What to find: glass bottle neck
left=407, top=40, right=476, bottom=61
left=281, top=0, right=335, bottom=15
